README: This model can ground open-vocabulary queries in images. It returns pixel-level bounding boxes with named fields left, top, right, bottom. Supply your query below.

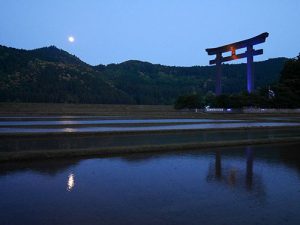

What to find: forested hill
left=98, top=58, right=287, bottom=104
left=0, top=45, right=135, bottom=104
left=0, top=45, right=288, bottom=104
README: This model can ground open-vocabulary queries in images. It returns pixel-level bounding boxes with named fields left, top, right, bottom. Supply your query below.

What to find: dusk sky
left=1, top=0, right=299, bottom=66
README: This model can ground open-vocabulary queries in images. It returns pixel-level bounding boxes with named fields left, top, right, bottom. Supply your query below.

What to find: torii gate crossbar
left=206, top=32, right=269, bottom=95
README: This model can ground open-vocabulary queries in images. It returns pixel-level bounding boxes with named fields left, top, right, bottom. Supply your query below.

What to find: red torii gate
left=206, top=32, right=269, bottom=95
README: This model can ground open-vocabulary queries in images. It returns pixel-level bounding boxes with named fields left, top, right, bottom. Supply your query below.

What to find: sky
left=0, top=0, right=300, bottom=66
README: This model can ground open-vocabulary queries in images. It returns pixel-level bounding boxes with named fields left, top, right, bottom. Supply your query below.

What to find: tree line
left=175, top=54, right=300, bottom=109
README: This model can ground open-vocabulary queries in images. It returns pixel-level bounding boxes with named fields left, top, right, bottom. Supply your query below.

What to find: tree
left=174, top=94, right=203, bottom=109
left=275, top=54, right=300, bottom=108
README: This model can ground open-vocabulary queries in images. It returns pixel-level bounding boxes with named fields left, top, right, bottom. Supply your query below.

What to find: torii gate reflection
left=206, top=32, right=269, bottom=95
left=207, top=147, right=264, bottom=192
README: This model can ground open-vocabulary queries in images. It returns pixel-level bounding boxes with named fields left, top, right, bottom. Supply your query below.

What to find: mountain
left=0, top=45, right=134, bottom=104
left=97, top=58, right=287, bottom=104
left=0, top=45, right=288, bottom=104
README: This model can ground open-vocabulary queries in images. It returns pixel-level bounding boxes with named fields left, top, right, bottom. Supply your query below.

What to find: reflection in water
left=215, top=151, right=222, bottom=179
left=0, top=118, right=242, bottom=126
left=1, top=122, right=300, bottom=134
left=1, top=144, right=300, bottom=225
left=0, top=159, right=80, bottom=176
left=207, top=147, right=262, bottom=196
left=246, top=147, right=254, bottom=190
left=228, top=168, right=237, bottom=186
left=63, top=128, right=76, bottom=133
left=67, top=173, right=75, bottom=191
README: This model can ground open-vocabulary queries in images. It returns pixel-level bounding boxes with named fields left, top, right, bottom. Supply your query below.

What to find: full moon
left=68, top=36, right=75, bottom=43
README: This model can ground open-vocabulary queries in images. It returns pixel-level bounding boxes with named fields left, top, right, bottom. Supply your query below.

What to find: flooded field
left=1, top=143, right=300, bottom=225
left=0, top=117, right=300, bottom=134
left=0, top=118, right=241, bottom=126
left=1, top=116, right=300, bottom=161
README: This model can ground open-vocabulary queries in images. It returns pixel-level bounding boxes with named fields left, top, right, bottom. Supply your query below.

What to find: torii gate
left=206, top=32, right=269, bottom=95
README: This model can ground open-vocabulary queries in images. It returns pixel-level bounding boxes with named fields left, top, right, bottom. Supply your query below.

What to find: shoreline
left=1, top=136, right=300, bottom=163
left=1, top=103, right=300, bottom=163
left=1, top=102, right=300, bottom=118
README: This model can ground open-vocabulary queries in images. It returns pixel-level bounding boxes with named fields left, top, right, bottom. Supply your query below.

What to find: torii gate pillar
left=247, top=45, right=254, bottom=93
left=215, top=53, right=222, bottom=95
left=206, top=33, right=269, bottom=95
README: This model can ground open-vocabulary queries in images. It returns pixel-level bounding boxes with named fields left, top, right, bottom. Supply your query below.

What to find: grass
left=1, top=102, right=300, bottom=119
left=0, top=102, right=177, bottom=116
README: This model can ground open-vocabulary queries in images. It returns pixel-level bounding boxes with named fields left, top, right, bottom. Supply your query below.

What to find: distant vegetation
left=0, top=46, right=134, bottom=104
left=275, top=54, right=300, bottom=107
left=0, top=45, right=288, bottom=105
left=175, top=54, right=300, bottom=109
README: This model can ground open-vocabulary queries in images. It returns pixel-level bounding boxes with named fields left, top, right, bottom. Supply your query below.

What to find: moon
left=68, top=36, right=75, bottom=43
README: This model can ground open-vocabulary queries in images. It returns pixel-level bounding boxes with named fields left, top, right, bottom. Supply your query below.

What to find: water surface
left=1, top=143, right=300, bottom=225
left=1, top=122, right=300, bottom=134
left=0, top=118, right=242, bottom=126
